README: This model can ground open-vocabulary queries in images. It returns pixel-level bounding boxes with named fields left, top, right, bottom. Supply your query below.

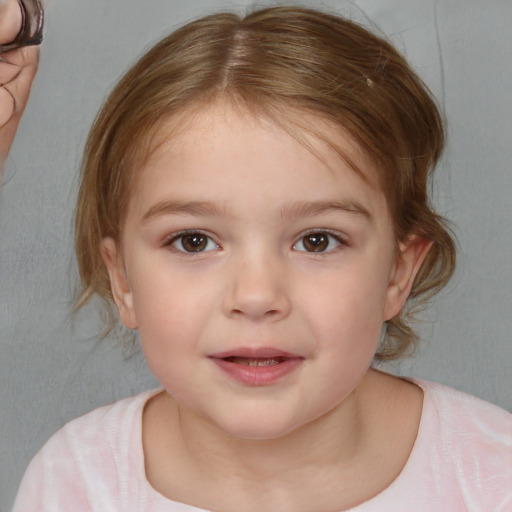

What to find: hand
left=0, top=0, right=41, bottom=161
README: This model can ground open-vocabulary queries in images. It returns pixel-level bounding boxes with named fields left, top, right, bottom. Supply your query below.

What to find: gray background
left=1, top=0, right=511, bottom=508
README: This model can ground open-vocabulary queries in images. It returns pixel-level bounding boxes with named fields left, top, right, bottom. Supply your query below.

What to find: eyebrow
left=279, top=200, right=372, bottom=220
left=141, top=198, right=371, bottom=222
left=142, top=200, right=231, bottom=221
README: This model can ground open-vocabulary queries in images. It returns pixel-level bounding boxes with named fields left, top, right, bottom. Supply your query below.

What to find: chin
left=204, top=409, right=292, bottom=441
left=215, top=408, right=314, bottom=442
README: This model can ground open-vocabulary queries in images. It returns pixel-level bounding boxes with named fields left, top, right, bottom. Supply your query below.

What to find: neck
left=177, top=378, right=366, bottom=481
left=143, top=370, right=423, bottom=512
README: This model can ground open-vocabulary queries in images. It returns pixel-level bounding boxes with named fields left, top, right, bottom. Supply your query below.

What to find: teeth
left=228, top=357, right=282, bottom=366
left=249, top=359, right=279, bottom=367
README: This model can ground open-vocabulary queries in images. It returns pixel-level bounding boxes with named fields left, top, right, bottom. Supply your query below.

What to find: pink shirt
left=13, top=381, right=512, bottom=511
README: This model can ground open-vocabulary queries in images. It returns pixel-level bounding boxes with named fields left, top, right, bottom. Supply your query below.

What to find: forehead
left=143, top=102, right=379, bottom=180
left=126, top=103, right=387, bottom=218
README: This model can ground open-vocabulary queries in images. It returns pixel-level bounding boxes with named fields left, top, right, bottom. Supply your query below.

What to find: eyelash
left=163, top=229, right=348, bottom=255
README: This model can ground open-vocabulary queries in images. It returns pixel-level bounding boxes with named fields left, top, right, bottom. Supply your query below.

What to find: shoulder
left=41, top=389, right=156, bottom=459
left=13, top=389, right=160, bottom=511
left=64, top=388, right=157, bottom=436
left=418, top=379, right=512, bottom=439
left=412, top=380, right=512, bottom=508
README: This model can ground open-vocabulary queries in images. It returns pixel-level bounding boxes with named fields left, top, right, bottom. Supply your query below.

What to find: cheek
left=135, top=290, right=205, bottom=341
left=135, top=290, right=198, bottom=394
left=131, top=270, right=218, bottom=361
left=300, top=265, right=390, bottom=338
left=130, top=258, right=207, bottom=319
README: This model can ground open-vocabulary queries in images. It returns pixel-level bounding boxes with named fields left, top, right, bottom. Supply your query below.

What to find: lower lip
left=210, top=358, right=303, bottom=385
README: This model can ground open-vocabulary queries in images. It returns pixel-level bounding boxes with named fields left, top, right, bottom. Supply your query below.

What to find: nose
left=223, top=253, right=291, bottom=322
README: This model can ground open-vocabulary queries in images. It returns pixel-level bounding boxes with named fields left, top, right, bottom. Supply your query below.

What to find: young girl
left=13, top=6, right=511, bottom=511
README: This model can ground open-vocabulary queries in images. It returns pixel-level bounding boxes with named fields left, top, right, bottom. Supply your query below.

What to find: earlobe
left=100, top=238, right=138, bottom=329
left=383, top=235, right=432, bottom=321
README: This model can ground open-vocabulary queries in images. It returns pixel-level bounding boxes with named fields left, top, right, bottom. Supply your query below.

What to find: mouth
left=209, top=348, right=303, bottom=385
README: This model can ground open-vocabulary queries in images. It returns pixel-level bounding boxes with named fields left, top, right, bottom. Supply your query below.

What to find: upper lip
left=209, top=347, right=302, bottom=359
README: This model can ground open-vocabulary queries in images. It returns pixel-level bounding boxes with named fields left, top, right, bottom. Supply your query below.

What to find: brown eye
left=303, top=233, right=328, bottom=252
left=294, top=232, right=341, bottom=253
left=171, top=233, right=218, bottom=253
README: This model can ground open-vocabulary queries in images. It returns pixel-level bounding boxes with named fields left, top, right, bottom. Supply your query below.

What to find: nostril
left=229, top=307, right=283, bottom=321
left=224, top=272, right=291, bottom=321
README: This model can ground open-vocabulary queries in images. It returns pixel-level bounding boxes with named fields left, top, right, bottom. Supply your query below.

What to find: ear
left=100, top=237, right=138, bottom=329
left=383, top=235, right=432, bottom=321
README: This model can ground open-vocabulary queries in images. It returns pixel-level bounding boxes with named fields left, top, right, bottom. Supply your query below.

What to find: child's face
left=103, top=104, right=427, bottom=440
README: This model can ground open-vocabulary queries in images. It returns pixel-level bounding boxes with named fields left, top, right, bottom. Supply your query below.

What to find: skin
left=0, top=0, right=39, bottom=164
left=102, top=104, right=431, bottom=511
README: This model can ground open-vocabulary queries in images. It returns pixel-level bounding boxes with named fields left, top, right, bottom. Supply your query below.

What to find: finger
left=0, top=40, right=39, bottom=67
left=0, top=59, right=21, bottom=84
left=0, top=0, right=23, bottom=45
left=0, top=45, right=38, bottom=157
left=5, top=45, right=39, bottom=110
left=0, top=85, right=14, bottom=126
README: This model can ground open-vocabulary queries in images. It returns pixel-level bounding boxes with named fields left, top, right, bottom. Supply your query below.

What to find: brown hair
left=75, top=6, right=456, bottom=360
